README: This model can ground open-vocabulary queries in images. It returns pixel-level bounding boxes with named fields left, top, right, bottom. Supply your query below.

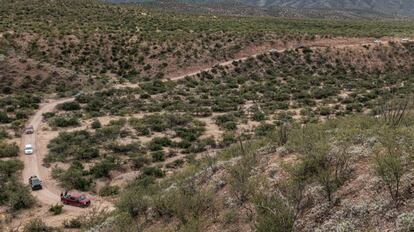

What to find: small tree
left=49, top=204, right=63, bottom=215
left=227, top=152, right=257, bottom=206
left=91, top=119, right=102, bottom=129
left=24, top=219, right=55, bottom=232
left=253, top=191, right=295, bottom=232
left=374, top=151, right=404, bottom=203
left=373, top=127, right=409, bottom=204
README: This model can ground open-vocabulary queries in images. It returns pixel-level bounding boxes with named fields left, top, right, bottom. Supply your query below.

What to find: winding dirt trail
left=167, top=37, right=383, bottom=81
left=21, top=98, right=75, bottom=206
left=18, top=37, right=384, bottom=223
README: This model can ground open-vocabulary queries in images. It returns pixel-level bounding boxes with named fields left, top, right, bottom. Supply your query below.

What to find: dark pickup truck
left=29, top=176, right=42, bottom=191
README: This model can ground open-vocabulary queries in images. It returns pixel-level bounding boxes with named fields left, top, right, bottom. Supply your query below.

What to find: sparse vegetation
left=3, top=0, right=414, bottom=230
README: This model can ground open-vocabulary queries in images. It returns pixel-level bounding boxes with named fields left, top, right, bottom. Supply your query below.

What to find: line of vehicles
left=23, top=125, right=91, bottom=208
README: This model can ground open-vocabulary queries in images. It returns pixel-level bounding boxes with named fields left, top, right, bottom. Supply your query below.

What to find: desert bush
left=8, top=182, right=35, bottom=210
left=58, top=162, right=92, bottom=191
left=24, top=219, right=57, bottom=232
left=0, top=159, right=24, bottom=177
left=255, top=123, right=275, bottom=136
left=99, top=185, right=120, bottom=197
left=174, top=126, right=204, bottom=142
left=90, top=157, right=118, bottom=178
left=63, top=218, right=82, bottom=229
left=108, top=142, right=140, bottom=155
left=155, top=183, right=214, bottom=225
left=57, top=101, right=81, bottom=111
left=47, top=130, right=98, bottom=162
left=117, top=184, right=155, bottom=218
left=0, top=142, right=19, bottom=158
left=373, top=127, right=410, bottom=203
left=91, top=119, right=102, bottom=129
left=142, top=167, right=164, bottom=178
left=50, top=116, right=80, bottom=128
left=287, top=124, right=351, bottom=202
left=253, top=191, right=295, bottom=232
left=151, top=151, right=165, bottom=162
left=0, top=128, right=8, bottom=139
left=131, top=156, right=151, bottom=170
left=0, top=112, right=11, bottom=123
left=49, top=204, right=63, bottom=215
left=227, top=151, right=257, bottom=206
left=147, top=137, right=172, bottom=151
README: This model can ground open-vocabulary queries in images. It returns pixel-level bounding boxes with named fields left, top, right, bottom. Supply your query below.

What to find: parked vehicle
left=60, top=193, right=91, bottom=207
left=74, top=91, right=84, bottom=98
left=29, top=176, right=42, bottom=190
left=24, top=144, right=33, bottom=155
left=25, top=125, right=34, bottom=134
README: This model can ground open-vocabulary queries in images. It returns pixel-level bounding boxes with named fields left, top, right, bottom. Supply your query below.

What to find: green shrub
left=58, top=101, right=81, bottom=111
left=0, top=129, right=9, bottom=140
left=49, top=204, right=63, bottom=215
left=47, top=130, right=98, bottom=162
left=8, top=183, right=35, bottom=211
left=24, top=219, right=56, bottom=232
left=58, top=162, right=92, bottom=191
left=0, top=159, right=24, bottom=177
left=147, top=137, right=172, bottom=151
left=142, top=167, right=164, bottom=178
left=151, top=151, right=165, bottom=162
left=0, top=112, right=11, bottom=124
left=0, top=142, right=19, bottom=158
left=99, top=185, right=120, bottom=197
left=50, top=116, right=80, bottom=128
left=253, top=192, right=295, bottom=232
left=255, top=123, right=275, bottom=136
left=90, top=158, right=117, bottom=178
left=109, top=142, right=140, bottom=154
left=130, top=156, right=150, bottom=169
left=63, top=218, right=82, bottom=229
left=91, top=119, right=102, bottom=129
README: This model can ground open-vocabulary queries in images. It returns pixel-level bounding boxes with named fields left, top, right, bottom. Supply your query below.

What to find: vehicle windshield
left=32, top=179, right=40, bottom=185
left=79, top=195, right=86, bottom=200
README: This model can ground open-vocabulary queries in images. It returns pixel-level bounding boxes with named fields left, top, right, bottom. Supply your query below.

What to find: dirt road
left=168, top=37, right=382, bottom=81
left=21, top=98, right=75, bottom=206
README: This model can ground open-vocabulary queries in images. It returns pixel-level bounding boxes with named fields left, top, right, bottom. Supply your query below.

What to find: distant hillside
left=111, top=0, right=414, bottom=18
left=133, top=0, right=267, bottom=16
left=189, top=0, right=414, bottom=17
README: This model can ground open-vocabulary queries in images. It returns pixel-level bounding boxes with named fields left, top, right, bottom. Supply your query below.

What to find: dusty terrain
left=9, top=37, right=394, bottom=229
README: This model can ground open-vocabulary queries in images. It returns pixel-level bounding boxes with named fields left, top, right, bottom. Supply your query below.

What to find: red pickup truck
left=24, top=125, right=34, bottom=134
left=60, top=193, right=91, bottom=207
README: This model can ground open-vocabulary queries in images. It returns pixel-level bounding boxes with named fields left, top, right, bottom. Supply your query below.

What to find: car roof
left=25, top=144, right=33, bottom=148
left=67, top=193, right=80, bottom=197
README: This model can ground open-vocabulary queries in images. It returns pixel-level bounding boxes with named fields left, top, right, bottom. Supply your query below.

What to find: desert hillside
left=1, top=0, right=414, bottom=231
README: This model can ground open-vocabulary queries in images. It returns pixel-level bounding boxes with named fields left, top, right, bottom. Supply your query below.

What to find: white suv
left=24, top=144, right=34, bottom=155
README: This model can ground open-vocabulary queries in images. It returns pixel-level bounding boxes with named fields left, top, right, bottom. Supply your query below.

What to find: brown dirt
left=10, top=38, right=392, bottom=229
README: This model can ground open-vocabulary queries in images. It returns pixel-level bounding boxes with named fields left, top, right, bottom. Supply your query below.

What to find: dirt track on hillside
left=168, top=37, right=381, bottom=80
